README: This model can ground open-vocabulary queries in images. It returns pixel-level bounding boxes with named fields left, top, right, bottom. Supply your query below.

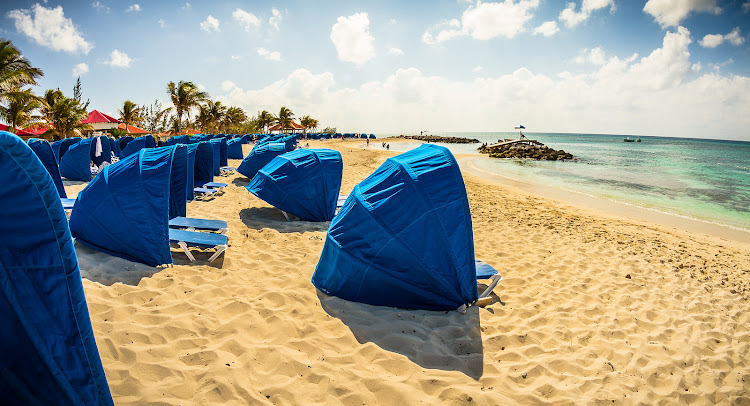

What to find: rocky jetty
left=478, top=139, right=574, bottom=161
left=398, top=135, right=480, bottom=144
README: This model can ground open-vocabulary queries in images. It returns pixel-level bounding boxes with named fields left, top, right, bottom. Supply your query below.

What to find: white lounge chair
left=169, top=228, right=228, bottom=263
left=169, top=217, right=228, bottom=234
left=457, top=260, right=503, bottom=313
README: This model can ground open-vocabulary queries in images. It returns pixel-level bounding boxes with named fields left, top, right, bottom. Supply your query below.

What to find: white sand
left=68, top=140, right=750, bottom=405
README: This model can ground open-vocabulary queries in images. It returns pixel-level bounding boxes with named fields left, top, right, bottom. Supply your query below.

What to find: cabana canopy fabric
left=117, top=136, right=133, bottom=151
left=312, top=144, right=478, bottom=310
left=52, top=137, right=81, bottom=163
left=69, top=146, right=187, bottom=266
left=91, top=136, right=112, bottom=167
left=210, top=137, right=228, bottom=168
left=227, top=137, right=243, bottom=159
left=28, top=138, right=67, bottom=198
left=59, top=137, right=96, bottom=181
left=108, top=137, right=121, bottom=158
left=120, top=135, right=148, bottom=157
left=237, top=142, right=286, bottom=179
left=0, top=131, right=114, bottom=405
left=192, top=141, right=214, bottom=187
left=247, top=149, right=342, bottom=222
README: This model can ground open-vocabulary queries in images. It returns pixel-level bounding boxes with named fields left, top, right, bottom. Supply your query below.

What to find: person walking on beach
left=386, top=143, right=390, bottom=150
left=366, top=137, right=369, bottom=146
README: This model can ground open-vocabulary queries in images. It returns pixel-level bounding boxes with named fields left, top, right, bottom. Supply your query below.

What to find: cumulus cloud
left=423, top=0, right=540, bottom=44
left=72, top=62, right=88, bottom=77
left=643, top=0, right=721, bottom=28
left=92, top=1, right=109, bottom=13
left=473, top=66, right=483, bottom=73
left=559, top=0, right=615, bottom=28
left=533, top=21, right=559, bottom=37
left=182, top=3, right=191, bottom=11
left=158, top=18, right=166, bottom=28
left=7, top=4, right=93, bottom=54
left=257, top=47, right=282, bottom=61
left=126, top=4, right=141, bottom=13
left=330, top=13, right=376, bottom=65
left=104, top=49, right=132, bottom=68
left=575, top=47, right=607, bottom=65
left=269, top=8, right=283, bottom=30
left=699, top=28, right=744, bottom=48
left=200, top=15, right=220, bottom=32
left=233, top=9, right=260, bottom=31
left=388, top=47, right=404, bottom=56
left=744, top=1, right=750, bottom=12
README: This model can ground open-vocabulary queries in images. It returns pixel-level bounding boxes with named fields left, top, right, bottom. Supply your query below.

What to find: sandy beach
left=68, top=139, right=750, bottom=405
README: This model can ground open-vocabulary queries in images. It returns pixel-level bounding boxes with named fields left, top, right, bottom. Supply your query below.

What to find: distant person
left=386, top=143, right=390, bottom=150
left=366, top=137, right=369, bottom=146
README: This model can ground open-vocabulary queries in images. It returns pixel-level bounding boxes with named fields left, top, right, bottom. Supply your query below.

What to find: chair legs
left=478, top=273, right=502, bottom=299
left=176, top=241, right=226, bottom=263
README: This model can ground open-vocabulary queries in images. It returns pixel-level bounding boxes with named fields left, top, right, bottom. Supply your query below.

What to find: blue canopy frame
left=237, top=142, right=286, bottom=180
left=227, top=137, right=244, bottom=159
left=28, top=138, right=67, bottom=198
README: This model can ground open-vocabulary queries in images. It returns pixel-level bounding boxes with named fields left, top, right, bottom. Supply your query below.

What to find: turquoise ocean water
left=370, top=132, right=750, bottom=233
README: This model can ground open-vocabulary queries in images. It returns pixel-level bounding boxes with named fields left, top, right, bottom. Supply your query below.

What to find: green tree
left=224, top=106, right=247, bottom=133
left=299, top=115, right=318, bottom=135
left=256, top=110, right=274, bottom=134
left=118, top=100, right=143, bottom=133
left=274, top=106, right=294, bottom=133
left=0, top=88, right=44, bottom=133
left=40, top=88, right=91, bottom=140
left=141, top=99, right=172, bottom=134
left=166, top=80, right=208, bottom=134
left=0, top=39, right=43, bottom=104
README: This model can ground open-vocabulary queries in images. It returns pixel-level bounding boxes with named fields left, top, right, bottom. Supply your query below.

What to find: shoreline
left=360, top=137, right=750, bottom=246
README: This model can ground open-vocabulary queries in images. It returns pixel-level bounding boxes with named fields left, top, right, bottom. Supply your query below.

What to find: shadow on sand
left=232, top=177, right=250, bottom=188
left=239, top=207, right=330, bottom=234
left=317, top=290, right=485, bottom=380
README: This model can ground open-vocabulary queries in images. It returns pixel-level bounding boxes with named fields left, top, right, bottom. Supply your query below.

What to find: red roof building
left=117, top=123, right=149, bottom=134
left=81, top=110, right=121, bottom=124
left=268, top=121, right=305, bottom=133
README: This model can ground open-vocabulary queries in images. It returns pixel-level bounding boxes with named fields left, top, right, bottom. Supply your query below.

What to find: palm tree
left=299, top=115, right=319, bottom=135
left=0, top=88, right=44, bottom=133
left=256, top=110, right=273, bottom=134
left=275, top=106, right=294, bottom=133
left=40, top=88, right=91, bottom=140
left=224, top=106, right=247, bottom=133
left=166, top=80, right=208, bottom=134
left=118, top=100, right=143, bottom=134
left=0, top=39, right=43, bottom=103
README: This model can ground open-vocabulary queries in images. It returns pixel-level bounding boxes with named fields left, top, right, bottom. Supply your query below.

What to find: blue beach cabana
left=246, top=149, right=343, bottom=222
left=192, top=141, right=214, bottom=187
left=90, top=136, right=112, bottom=167
left=108, top=137, right=121, bottom=158
left=312, top=144, right=479, bottom=310
left=59, top=137, right=101, bottom=182
left=237, top=142, right=286, bottom=180
left=0, top=131, right=114, bottom=405
left=227, top=137, right=244, bottom=159
left=51, top=137, right=81, bottom=163
left=27, top=138, right=67, bottom=198
left=69, top=146, right=188, bottom=266
left=120, top=135, right=148, bottom=157
left=117, top=136, right=133, bottom=151
left=210, top=137, right=228, bottom=168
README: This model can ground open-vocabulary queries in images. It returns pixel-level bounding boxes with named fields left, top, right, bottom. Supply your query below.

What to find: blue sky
left=1, top=0, right=749, bottom=140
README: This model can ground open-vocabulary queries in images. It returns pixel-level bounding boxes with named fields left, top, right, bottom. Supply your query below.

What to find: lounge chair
left=220, top=166, right=236, bottom=176
left=281, top=194, right=350, bottom=221
left=61, top=197, right=76, bottom=210
left=194, top=187, right=219, bottom=200
left=202, top=181, right=228, bottom=189
left=456, top=260, right=502, bottom=313
left=169, top=228, right=228, bottom=263
left=169, top=216, right=228, bottom=234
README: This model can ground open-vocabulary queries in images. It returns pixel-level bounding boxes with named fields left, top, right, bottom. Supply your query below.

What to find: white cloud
left=216, top=26, right=750, bottom=140
left=7, top=4, right=93, bottom=54
left=743, top=1, right=750, bottom=12
left=182, top=3, right=191, bottom=11
left=269, top=8, right=283, bottom=30
left=221, top=80, right=236, bottom=92
left=231, top=55, right=241, bottom=61
left=72, top=62, right=88, bottom=77
left=388, top=47, right=404, bottom=56
left=643, top=0, right=720, bottom=28
left=104, top=49, right=132, bottom=68
left=559, top=0, right=615, bottom=28
left=158, top=18, right=166, bottom=28
left=533, top=21, right=559, bottom=37
left=330, top=13, right=376, bottom=65
left=200, top=15, right=220, bottom=32
left=575, top=47, right=607, bottom=65
left=699, top=28, right=745, bottom=48
left=233, top=8, right=260, bottom=31
left=423, top=0, right=540, bottom=44
left=126, top=4, right=141, bottom=13
left=257, top=47, right=282, bottom=61
left=92, top=1, right=109, bottom=13
left=473, top=65, right=483, bottom=73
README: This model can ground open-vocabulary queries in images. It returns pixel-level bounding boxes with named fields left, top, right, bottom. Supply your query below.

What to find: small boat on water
left=624, top=137, right=642, bottom=142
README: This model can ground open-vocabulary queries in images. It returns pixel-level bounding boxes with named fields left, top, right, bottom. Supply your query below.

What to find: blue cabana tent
left=369, top=134, right=376, bottom=139
left=227, top=137, right=244, bottom=159
left=117, top=136, right=133, bottom=151
left=210, top=137, right=228, bottom=167
left=59, top=138, right=97, bottom=182
left=184, top=144, right=199, bottom=200
left=165, top=135, right=189, bottom=146
left=51, top=137, right=81, bottom=164
left=28, top=138, right=67, bottom=198
left=120, top=135, right=148, bottom=157
left=193, top=141, right=214, bottom=186
left=142, top=135, right=156, bottom=149
left=237, top=142, right=286, bottom=179
left=0, top=131, right=114, bottom=406
left=208, top=139, right=222, bottom=176
left=69, top=146, right=188, bottom=266
left=312, top=144, right=478, bottom=310
left=247, top=149, right=342, bottom=222
left=90, top=136, right=112, bottom=167
left=108, top=137, right=121, bottom=158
